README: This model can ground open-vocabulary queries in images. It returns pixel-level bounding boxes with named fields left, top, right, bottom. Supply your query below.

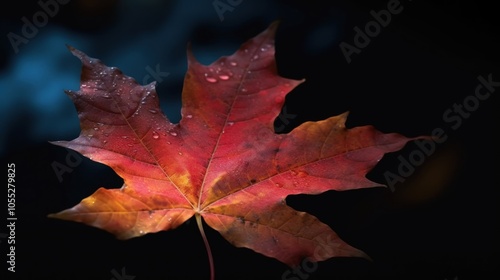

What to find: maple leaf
left=49, top=21, right=421, bottom=277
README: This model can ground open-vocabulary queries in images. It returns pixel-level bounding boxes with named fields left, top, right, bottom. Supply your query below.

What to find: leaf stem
left=196, top=213, right=214, bottom=280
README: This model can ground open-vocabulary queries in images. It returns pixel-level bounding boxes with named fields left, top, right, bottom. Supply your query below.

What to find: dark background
left=1, top=0, right=499, bottom=279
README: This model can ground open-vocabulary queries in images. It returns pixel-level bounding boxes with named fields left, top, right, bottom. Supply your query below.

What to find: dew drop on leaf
left=296, top=171, right=308, bottom=177
left=205, top=76, right=218, bottom=83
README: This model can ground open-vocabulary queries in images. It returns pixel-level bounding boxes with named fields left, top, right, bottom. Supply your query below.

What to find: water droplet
left=186, top=114, right=193, bottom=119
left=252, top=54, right=259, bottom=60
left=244, top=48, right=249, bottom=53
left=205, top=76, right=218, bottom=83
left=141, top=100, right=147, bottom=104
left=152, top=133, right=159, bottom=139
left=170, top=132, right=178, bottom=137
left=227, top=122, right=234, bottom=126
left=97, top=122, right=104, bottom=126
left=230, top=61, right=237, bottom=66
left=178, top=152, right=183, bottom=156
left=127, top=144, right=133, bottom=147
left=290, top=170, right=308, bottom=177
left=121, top=136, right=128, bottom=139
left=102, top=94, right=111, bottom=99
left=275, top=183, right=282, bottom=188
left=148, top=109, right=157, bottom=114
left=296, top=171, right=308, bottom=177
left=93, top=127, right=99, bottom=131
left=166, top=141, right=171, bottom=145
left=260, top=47, right=267, bottom=52
left=103, top=140, right=108, bottom=144
left=241, top=88, right=248, bottom=92
left=219, top=75, right=230, bottom=80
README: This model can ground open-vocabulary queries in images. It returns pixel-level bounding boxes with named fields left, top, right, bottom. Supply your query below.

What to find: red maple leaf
left=49, top=21, right=421, bottom=278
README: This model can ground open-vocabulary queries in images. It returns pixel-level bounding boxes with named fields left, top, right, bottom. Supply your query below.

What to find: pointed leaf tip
left=267, top=20, right=281, bottom=34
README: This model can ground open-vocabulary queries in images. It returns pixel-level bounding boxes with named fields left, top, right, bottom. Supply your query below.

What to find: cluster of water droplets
left=203, top=60, right=236, bottom=84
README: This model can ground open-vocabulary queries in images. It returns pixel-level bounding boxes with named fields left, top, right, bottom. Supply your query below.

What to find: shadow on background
left=1, top=0, right=499, bottom=279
